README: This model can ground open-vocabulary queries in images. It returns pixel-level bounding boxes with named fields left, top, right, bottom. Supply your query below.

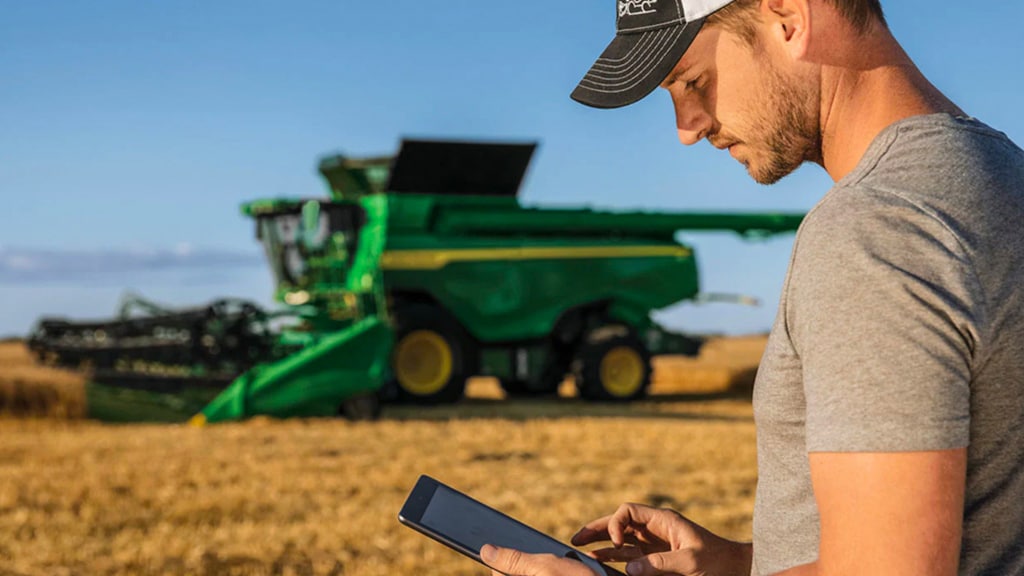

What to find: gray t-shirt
left=752, top=114, right=1024, bottom=575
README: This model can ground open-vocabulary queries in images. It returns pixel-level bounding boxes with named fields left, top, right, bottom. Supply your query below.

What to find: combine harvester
left=28, top=140, right=803, bottom=423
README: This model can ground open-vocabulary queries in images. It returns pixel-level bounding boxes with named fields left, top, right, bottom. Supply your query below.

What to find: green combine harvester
left=28, top=140, right=803, bottom=423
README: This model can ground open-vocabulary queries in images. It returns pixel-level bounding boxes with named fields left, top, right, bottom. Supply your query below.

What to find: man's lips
left=710, top=137, right=737, bottom=151
left=710, top=138, right=743, bottom=161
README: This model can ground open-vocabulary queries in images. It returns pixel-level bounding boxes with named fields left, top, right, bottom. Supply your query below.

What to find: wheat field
left=0, top=337, right=765, bottom=576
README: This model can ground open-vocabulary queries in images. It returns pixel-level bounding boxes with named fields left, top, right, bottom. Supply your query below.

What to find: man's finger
left=587, top=545, right=646, bottom=563
left=573, top=525, right=644, bottom=547
left=572, top=515, right=614, bottom=545
left=625, top=550, right=699, bottom=576
left=607, top=503, right=661, bottom=547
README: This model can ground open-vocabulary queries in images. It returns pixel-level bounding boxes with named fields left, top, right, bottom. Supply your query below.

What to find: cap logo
left=618, top=0, right=658, bottom=17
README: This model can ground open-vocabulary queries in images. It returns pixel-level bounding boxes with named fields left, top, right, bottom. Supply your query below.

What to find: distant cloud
left=0, top=245, right=264, bottom=284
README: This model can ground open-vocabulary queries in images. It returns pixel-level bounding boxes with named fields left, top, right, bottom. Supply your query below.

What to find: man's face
left=660, top=24, right=820, bottom=184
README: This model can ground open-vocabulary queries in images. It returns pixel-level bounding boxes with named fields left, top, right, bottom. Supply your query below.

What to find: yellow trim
left=393, top=330, right=454, bottom=396
left=599, top=346, right=645, bottom=398
left=381, top=245, right=692, bottom=270
left=188, top=414, right=207, bottom=427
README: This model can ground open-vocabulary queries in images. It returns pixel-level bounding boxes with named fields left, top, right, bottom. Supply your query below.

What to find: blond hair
left=706, top=0, right=885, bottom=42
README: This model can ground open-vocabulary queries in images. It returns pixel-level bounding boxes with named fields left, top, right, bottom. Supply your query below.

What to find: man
left=481, top=0, right=1024, bottom=574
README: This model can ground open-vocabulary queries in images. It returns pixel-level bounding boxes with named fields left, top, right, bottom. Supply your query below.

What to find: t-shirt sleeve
left=788, top=188, right=981, bottom=452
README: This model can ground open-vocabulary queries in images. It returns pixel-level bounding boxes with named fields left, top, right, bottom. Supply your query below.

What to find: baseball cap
left=572, top=0, right=736, bottom=109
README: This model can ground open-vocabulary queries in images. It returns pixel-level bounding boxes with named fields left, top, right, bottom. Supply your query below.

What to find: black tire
left=388, top=304, right=478, bottom=404
left=573, top=326, right=652, bottom=402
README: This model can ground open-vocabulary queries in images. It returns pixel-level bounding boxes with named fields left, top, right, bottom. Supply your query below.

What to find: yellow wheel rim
left=599, top=346, right=645, bottom=397
left=394, top=330, right=453, bottom=396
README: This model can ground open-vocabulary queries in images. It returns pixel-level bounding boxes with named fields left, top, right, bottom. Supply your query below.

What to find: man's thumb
left=481, top=544, right=528, bottom=575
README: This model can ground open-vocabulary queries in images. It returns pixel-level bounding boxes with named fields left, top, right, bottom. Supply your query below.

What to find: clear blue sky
left=1, top=1, right=1021, bottom=337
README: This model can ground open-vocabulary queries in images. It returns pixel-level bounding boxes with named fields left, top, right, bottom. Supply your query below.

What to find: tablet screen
left=420, top=483, right=567, bottom=556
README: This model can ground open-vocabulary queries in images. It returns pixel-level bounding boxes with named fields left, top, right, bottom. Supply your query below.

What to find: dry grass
left=0, top=335, right=766, bottom=576
left=0, top=341, right=85, bottom=419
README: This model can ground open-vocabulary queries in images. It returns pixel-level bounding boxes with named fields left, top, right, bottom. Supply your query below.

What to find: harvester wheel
left=389, top=304, right=478, bottom=404
left=574, top=327, right=651, bottom=402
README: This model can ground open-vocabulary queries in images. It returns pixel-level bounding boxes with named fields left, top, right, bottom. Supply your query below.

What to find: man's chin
left=745, top=157, right=801, bottom=185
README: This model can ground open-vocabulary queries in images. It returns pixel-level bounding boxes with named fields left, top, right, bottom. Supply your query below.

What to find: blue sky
left=2, top=1, right=1022, bottom=338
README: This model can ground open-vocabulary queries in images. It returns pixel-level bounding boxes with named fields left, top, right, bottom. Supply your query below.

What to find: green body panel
left=382, top=240, right=697, bottom=342
left=373, top=192, right=793, bottom=342
left=198, top=316, right=392, bottom=423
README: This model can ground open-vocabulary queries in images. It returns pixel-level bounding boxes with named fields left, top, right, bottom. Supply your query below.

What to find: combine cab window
left=256, top=203, right=367, bottom=287
left=259, top=214, right=305, bottom=286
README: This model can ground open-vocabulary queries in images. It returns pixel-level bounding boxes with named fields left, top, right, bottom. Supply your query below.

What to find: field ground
left=0, top=336, right=765, bottom=575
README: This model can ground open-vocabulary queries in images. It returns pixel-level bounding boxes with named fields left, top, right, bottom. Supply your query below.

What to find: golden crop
left=0, top=338, right=763, bottom=575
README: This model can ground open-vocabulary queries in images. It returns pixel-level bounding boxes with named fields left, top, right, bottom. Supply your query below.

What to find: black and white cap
left=572, top=0, right=735, bottom=109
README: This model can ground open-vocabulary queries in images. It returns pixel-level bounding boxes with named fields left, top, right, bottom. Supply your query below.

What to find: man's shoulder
left=844, top=113, right=1023, bottom=196
left=877, top=113, right=1017, bottom=159
left=798, top=113, right=1023, bottom=253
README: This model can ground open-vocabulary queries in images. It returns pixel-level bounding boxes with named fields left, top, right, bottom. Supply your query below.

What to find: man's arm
left=773, top=449, right=966, bottom=576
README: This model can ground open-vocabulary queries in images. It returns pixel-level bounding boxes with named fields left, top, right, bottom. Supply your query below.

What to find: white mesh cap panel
left=681, top=0, right=735, bottom=20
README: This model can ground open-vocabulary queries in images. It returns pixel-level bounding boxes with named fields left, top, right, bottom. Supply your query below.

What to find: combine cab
left=29, top=140, right=804, bottom=423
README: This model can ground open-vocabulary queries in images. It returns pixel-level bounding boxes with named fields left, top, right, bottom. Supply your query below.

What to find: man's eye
left=685, top=76, right=701, bottom=91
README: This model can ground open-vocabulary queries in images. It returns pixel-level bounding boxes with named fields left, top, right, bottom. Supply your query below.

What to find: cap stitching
left=579, top=26, right=684, bottom=91
left=584, top=28, right=677, bottom=84
left=589, top=28, right=668, bottom=69
left=618, top=17, right=686, bottom=33
left=581, top=29, right=682, bottom=90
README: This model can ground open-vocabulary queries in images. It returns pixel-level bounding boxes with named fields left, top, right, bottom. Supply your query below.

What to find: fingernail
left=481, top=544, right=497, bottom=563
left=626, top=562, right=640, bottom=576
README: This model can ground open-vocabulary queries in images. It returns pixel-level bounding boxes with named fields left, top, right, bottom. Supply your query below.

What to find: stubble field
left=0, top=336, right=765, bottom=576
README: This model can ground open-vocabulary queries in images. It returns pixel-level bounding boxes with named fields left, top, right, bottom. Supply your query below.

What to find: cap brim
left=571, top=18, right=705, bottom=109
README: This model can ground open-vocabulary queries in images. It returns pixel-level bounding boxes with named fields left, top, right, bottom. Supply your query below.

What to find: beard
left=737, top=61, right=821, bottom=185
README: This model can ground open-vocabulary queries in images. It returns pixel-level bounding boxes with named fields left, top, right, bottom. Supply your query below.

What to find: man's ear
left=761, top=0, right=811, bottom=60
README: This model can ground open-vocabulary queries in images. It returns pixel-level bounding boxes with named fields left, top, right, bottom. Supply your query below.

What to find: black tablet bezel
left=397, top=474, right=438, bottom=526
left=397, top=474, right=626, bottom=575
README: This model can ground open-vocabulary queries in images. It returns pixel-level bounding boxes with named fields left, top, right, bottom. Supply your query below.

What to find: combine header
left=29, top=140, right=804, bottom=423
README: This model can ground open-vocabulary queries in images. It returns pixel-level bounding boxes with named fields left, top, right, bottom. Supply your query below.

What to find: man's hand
left=481, top=544, right=600, bottom=576
left=573, top=503, right=751, bottom=576
left=481, top=503, right=751, bottom=576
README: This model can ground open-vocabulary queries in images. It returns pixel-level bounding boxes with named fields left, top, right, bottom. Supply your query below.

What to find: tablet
left=398, top=474, right=625, bottom=575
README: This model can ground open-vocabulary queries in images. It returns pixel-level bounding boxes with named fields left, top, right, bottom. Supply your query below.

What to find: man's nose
left=673, top=97, right=711, bottom=146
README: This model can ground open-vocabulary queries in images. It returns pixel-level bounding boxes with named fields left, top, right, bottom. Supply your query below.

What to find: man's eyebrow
left=659, top=62, right=691, bottom=89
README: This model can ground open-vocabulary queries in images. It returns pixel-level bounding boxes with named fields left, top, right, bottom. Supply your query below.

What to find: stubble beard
left=744, top=63, right=821, bottom=185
